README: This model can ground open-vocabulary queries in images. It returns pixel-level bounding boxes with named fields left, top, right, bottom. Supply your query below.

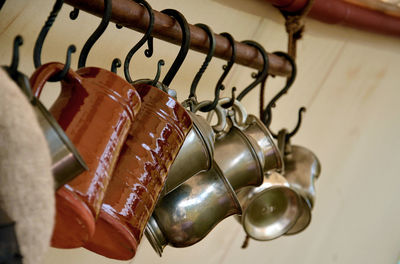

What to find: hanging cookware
left=236, top=172, right=301, bottom=240
left=30, top=62, right=141, bottom=248
left=83, top=82, right=192, bottom=260
left=210, top=97, right=284, bottom=175
left=208, top=104, right=264, bottom=191
left=82, top=8, right=193, bottom=260
left=145, top=160, right=241, bottom=256
left=277, top=129, right=321, bottom=235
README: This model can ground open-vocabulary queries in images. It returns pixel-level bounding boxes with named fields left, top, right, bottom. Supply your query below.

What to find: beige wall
left=1, top=0, right=400, bottom=263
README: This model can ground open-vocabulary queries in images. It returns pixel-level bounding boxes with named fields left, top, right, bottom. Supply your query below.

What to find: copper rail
left=267, top=0, right=400, bottom=37
left=64, top=0, right=292, bottom=76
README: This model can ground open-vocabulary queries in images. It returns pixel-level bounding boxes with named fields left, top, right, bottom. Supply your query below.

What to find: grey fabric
left=0, top=68, right=54, bottom=264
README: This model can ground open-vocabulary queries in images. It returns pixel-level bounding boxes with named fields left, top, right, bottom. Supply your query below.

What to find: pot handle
left=206, top=97, right=248, bottom=131
left=191, top=100, right=227, bottom=133
left=30, top=62, right=82, bottom=99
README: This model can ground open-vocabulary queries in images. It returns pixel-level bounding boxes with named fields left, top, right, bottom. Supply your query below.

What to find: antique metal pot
left=145, top=161, right=241, bottom=256
left=236, top=172, right=301, bottom=240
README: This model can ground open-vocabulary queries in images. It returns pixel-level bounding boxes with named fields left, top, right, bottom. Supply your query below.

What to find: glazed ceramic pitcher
left=30, top=62, right=141, bottom=248
left=84, top=82, right=192, bottom=260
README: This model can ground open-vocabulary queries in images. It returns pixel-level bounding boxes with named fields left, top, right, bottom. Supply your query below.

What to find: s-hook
left=218, top=32, right=237, bottom=109
left=78, top=0, right=112, bottom=68
left=262, top=51, right=306, bottom=139
left=188, top=24, right=225, bottom=113
left=33, top=0, right=76, bottom=82
left=123, top=0, right=158, bottom=83
left=160, top=9, right=191, bottom=87
left=236, top=40, right=269, bottom=101
left=189, top=23, right=216, bottom=100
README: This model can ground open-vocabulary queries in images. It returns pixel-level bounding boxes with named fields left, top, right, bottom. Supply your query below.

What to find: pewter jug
left=236, top=172, right=301, bottom=240
left=284, top=144, right=321, bottom=235
left=145, top=161, right=241, bottom=256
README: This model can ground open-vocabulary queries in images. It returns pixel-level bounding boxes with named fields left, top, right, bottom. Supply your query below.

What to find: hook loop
left=151, top=59, right=165, bottom=86
left=9, top=35, right=23, bottom=78
left=111, top=58, right=122, bottom=73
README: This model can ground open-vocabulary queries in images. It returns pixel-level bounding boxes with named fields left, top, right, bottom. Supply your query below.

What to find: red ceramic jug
left=84, top=83, right=192, bottom=260
left=30, top=62, right=141, bottom=248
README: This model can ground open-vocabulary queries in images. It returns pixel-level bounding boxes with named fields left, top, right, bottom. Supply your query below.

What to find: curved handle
left=214, top=97, right=248, bottom=128
left=192, top=100, right=227, bottom=133
left=30, top=62, right=82, bottom=99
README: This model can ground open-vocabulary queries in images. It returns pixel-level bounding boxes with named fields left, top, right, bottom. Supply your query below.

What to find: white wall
left=1, top=0, right=400, bottom=263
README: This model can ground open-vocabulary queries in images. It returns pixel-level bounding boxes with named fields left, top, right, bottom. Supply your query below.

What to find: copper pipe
left=63, top=0, right=292, bottom=76
left=269, top=0, right=400, bottom=37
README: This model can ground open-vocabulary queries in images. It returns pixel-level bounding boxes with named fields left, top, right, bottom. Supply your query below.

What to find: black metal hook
left=69, top=8, right=79, bottom=20
left=221, top=87, right=237, bottom=109
left=8, top=35, right=23, bottom=78
left=33, top=0, right=76, bottom=82
left=262, top=51, right=297, bottom=128
left=189, top=23, right=216, bottom=100
left=78, top=0, right=111, bottom=68
left=236, top=40, right=269, bottom=101
left=268, top=106, right=306, bottom=140
left=124, top=0, right=154, bottom=83
left=160, top=9, right=190, bottom=87
left=151, top=59, right=165, bottom=86
left=111, top=58, right=121, bottom=73
left=287, top=107, right=306, bottom=139
left=198, top=84, right=225, bottom=112
left=217, top=32, right=237, bottom=109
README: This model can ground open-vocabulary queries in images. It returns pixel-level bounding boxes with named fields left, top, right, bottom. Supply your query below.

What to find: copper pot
left=84, top=83, right=192, bottom=260
left=30, top=62, right=141, bottom=248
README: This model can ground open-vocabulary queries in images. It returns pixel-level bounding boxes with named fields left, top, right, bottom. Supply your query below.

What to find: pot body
left=242, top=115, right=283, bottom=174
left=83, top=83, right=192, bottom=260
left=145, top=161, right=241, bottom=255
left=214, top=126, right=264, bottom=191
left=236, top=172, right=301, bottom=240
left=162, top=112, right=215, bottom=196
left=30, top=63, right=141, bottom=248
left=284, top=145, right=321, bottom=234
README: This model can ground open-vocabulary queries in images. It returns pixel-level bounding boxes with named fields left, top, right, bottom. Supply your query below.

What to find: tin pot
left=208, top=98, right=283, bottom=175
left=30, top=62, right=141, bottom=248
left=283, top=144, right=321, bottom=235
left=236, top=172, right=301, bottom=240
left=83, top=83, right=192, bottom=260
left=145, top=161, right=241, bottom=256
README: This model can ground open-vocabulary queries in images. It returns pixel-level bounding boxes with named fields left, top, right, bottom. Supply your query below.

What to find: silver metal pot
left=161, top=100, right=227, bottom=196
left=283, top=144, right=321, bottom=235
left=145, top=161, right=241, bottom=256
left=213, top=124, right=264, bottom=191
left=32, top=97, right=88, bottom=189
left=236, top=172, right=301, bottom=240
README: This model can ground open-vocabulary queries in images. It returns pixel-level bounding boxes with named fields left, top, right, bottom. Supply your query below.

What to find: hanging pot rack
left=63, top=0, right=292, bottom=77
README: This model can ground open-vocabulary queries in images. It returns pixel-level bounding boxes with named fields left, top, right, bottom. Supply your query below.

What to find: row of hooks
left=7, top=0, right=306, bottom=137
